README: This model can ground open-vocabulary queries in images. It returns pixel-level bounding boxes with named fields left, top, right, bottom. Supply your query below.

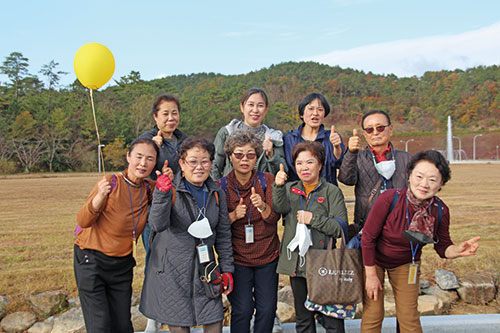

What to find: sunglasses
left=363, top=125, right=390, bottom=134
left=232, top=152, right=257, bottom=160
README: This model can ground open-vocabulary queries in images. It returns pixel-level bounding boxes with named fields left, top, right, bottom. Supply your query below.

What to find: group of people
left=74, top=88, right=480, bottom=333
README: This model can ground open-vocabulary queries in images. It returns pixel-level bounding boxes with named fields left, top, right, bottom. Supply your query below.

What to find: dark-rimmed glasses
left=232, top=152, right=257, bottom=160
left=363, top=125, right=390, bottom=134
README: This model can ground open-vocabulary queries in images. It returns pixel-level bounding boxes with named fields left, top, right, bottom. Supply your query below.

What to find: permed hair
left=178, top=137, right=215, bottom=161
left=223, top=130, right=263, bottom=157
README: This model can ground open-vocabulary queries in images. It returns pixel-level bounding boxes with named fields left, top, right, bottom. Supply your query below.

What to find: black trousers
left=74, top=245, right=135, bottom=333
left=290, top=276, right=345, bottom=333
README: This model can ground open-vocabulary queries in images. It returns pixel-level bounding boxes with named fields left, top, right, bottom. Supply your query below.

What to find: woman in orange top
left=74, top=138, right=160, bottom=333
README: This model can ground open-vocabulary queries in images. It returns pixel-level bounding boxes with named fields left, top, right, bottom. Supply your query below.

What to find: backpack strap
left=219, top=176, right=228, bottom=194
left=389, top=189, right=401, bottom=213
left=256, top=171, right=267, bottom=195
left=109, top=174, right=117, bottom=193
left=436, top=199, right=442, bottom=227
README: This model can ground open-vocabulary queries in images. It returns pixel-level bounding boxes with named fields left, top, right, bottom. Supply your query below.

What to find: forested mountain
left=1, top=51, right=499, bottom=173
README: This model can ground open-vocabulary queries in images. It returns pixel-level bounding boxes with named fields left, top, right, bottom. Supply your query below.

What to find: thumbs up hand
left=230, top=198, right=247, bottom=223
left=348, top=129, right=361, bottom=152
left=263, top=136, right=274, bottom=158
left=161, top=160, right=174, bottom=180
left=250, top=186, right=265, bottom=211
left=152, top=130, right=163, bottom=147
left=329, top=125, right=341, bottom=147
left=275, top=163, right=288, bottom=186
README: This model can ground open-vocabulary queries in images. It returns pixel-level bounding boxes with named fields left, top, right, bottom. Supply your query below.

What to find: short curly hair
left=223, top=130, right=263, bottom=158
left=178, top=137, right=215, bottom=161
left=407, top=150, right=451, bottom=185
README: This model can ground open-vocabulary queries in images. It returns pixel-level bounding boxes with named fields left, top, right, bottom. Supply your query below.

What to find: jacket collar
left=291, top=123, right=328, bottom=140
left=173, top=172, right=219, bottom=194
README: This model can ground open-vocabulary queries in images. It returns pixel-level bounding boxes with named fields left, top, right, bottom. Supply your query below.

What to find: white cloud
left=305, top=22, right=500, bottom=77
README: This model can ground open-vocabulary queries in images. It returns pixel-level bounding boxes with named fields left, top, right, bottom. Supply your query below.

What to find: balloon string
left=89, top=89, right=105, bottom=173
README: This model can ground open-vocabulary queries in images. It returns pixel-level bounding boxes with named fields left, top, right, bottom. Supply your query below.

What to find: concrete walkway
left=149, top=314, right=500, bottom=332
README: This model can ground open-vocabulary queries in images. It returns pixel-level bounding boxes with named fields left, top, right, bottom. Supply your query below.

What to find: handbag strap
left=327, top=217, right=349, bottom=250
left=365, top=178, right=383, bottom=217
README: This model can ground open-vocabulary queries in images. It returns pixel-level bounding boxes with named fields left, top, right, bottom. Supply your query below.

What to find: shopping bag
left=306, top=226, right=363, bottom=305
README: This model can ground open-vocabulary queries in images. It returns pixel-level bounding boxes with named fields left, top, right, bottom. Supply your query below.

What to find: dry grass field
left=1, top=164, right=499, bottom=315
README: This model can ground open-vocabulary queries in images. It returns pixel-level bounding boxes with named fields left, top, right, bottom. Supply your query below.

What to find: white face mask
left=187, top=217, right=213, bottom=239
left=287, top=223, right=312, bottom=267
left=374, top=159, right=396, bottom=180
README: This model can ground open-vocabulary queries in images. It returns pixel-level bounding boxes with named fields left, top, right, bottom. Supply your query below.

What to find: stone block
left=28, top=290, right=68, bottom=317
left=435, top=270, right=459, bottom=290
left=457, top=273, right=496, bottom=305
left=1, top=311, right=37, bottom=333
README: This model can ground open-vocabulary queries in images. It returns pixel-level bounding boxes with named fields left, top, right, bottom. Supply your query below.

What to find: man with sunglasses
left=338, top=110, right=411, bottom=233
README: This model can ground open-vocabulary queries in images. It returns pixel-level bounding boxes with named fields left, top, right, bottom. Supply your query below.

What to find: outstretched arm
left=445, top=236, right=480, bottom=259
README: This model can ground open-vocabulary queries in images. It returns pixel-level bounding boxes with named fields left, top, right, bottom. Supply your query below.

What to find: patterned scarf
left=407, top=189, right=436, bottom=239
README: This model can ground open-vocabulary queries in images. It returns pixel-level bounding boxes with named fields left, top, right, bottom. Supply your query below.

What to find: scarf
left=406, top=189, right=436, bottom=239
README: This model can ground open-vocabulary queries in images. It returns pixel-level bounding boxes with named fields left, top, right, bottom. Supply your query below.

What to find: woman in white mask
left=140, top=137, right=234, bottom=333
left=273, top=141, right=348, bottom=333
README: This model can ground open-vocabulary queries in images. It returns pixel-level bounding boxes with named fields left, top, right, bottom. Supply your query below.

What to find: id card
left=132, top=239, right=137, bottom=259
left=197, top=244, right=210, bottom=264
left=408, top=263, right=419, bottom=284
left=245, top=225, right=254, bottom=244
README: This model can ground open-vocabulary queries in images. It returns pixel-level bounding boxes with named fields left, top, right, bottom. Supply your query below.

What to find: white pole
left=447, top=116, right=453, bottom=162
left=473, top=134, right=483, bottom=160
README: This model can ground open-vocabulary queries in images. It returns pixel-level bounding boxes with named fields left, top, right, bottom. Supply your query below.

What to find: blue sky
left=2, top=0, right=500, bottom=88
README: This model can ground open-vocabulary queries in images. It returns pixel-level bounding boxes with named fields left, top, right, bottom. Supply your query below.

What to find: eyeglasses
left=183, top=159, right=211, bottom=169
left=232, top=152, right=257, bottom=160
left=363, top=125, right=390, bottom=134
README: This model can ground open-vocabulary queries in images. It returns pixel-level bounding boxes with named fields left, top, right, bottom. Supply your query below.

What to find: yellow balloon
left=74, top=43, right=115, bottom=90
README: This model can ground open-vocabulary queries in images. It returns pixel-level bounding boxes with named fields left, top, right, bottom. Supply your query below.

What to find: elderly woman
left=218, top=130, right=280, bottom=333
left=140, top=137, right=234, bottom=333
left=74, top=138, right=159, bottom=332
left=283, top=92, right=345, bottom=185
left=211, top=87, right=287, bottom=181
left=273, top=141, right=348, bottom=333
left=361, top=150, right=480, bottom=332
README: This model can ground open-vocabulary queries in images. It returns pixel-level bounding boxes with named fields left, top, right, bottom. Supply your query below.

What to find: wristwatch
left=257, top=205, right=266, bottom=213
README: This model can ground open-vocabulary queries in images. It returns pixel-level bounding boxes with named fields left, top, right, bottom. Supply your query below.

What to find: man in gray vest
left=338, top=110, right=411, bottom=233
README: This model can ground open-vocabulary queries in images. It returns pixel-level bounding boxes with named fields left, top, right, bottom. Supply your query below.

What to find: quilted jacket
left=139, top=173, right=234, bottom=326
left=337, top=146, right=411, bottom=228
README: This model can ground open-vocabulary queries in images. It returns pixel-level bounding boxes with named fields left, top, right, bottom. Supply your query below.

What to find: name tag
left=245, top=225, right=254, bottom=244
left=408, top=263, right=418, bottom=284
left=197, top=244, right=210, bottom=264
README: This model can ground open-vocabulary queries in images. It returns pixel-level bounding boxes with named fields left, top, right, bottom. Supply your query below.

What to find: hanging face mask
left=187, top=216, right=213, bottom=239
left=287, top=223, right=312, bottom=267
left=374, top=159, right=396, bottom=180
